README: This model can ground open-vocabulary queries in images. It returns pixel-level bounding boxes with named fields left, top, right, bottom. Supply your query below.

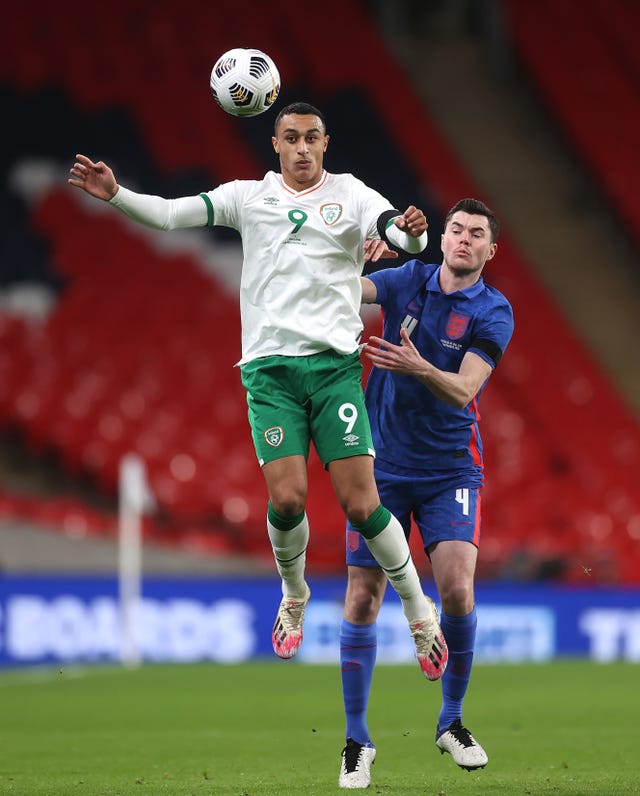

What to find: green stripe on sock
left=274, top=548, right=307, bottom=566
left=382, top=553, right=411, bottom=577
left=199, top=192, right=214, bottom=226
left=351, top=504, right=391, bottom=540
left=267, top=501, right=305, bottom=531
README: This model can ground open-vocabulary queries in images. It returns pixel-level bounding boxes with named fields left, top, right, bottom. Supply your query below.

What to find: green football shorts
left=240, top=349, right=376, bottom=467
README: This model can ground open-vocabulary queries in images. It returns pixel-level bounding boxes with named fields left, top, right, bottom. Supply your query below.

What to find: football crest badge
left=347, top=529, right=361, bottom=553
left=320, top=203, right=342, bottom=225
left=445, top=311, right=471, bottom=340
left=264, top=426, right=284, bottom=447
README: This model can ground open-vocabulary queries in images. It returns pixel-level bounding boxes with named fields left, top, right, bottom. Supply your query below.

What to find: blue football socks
left=340, top=619, right=377, bottom=745
left=437, top=608, right=477, bottom=734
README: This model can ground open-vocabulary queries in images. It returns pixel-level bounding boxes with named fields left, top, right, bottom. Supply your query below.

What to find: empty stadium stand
left=505, top=0, right=640, bottom=248
left=0, top=0, right=638, bottom=581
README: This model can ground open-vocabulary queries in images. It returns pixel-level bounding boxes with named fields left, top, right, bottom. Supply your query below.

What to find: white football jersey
left=202, top=170, right=394, bottom=364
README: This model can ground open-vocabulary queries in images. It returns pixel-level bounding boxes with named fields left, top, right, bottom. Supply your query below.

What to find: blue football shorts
left=346, top=464, right=483, bottom=566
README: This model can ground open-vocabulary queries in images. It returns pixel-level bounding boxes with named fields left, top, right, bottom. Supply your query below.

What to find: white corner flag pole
left=118, top=452, right=149, bottom=668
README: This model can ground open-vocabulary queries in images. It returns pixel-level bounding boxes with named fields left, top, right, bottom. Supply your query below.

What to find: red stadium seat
left=1, top=1, right=639, bottom=581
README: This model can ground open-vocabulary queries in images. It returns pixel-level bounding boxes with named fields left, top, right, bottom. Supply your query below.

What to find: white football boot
left=436, top=719, right=488, bottom=770
left=339, top=738, right=376, bottom=788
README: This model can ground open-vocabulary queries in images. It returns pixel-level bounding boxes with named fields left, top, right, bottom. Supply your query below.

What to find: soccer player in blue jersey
left=338, top=198, right=514, bottom=788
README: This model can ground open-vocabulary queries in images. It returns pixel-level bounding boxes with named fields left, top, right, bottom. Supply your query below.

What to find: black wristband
left=376, top=209, right=402, bottom=243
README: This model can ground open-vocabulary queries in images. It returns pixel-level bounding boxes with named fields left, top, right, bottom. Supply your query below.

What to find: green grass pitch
left=0, top=660, right=637, bottom=795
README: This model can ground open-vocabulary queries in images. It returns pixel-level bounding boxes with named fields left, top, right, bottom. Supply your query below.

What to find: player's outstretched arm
left=69, top=154, right=209, bottom=231
left=363, top=328, right=493, bottom=408
left=68, top=155, right=118, bottom=201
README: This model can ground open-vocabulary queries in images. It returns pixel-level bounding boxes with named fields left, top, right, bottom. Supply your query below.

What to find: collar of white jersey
left=278, top=170, right=328, bottom=197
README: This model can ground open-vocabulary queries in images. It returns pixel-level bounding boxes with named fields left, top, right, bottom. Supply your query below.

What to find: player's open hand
left=68, top=154, right=118, bottom=201
left=394, top=206, right=428, bottom=238
left=364, top=238, right=399, bottom=263
left=363, top=328, right=426, bottom=376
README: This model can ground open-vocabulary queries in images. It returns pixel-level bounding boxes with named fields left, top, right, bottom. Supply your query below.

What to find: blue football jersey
left=365, top=260, right=514, bottom=474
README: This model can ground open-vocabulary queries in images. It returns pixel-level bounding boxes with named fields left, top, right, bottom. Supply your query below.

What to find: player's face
left=441, top=211, right=497, bottom=278
left=272, top=114, right=329, bottom=190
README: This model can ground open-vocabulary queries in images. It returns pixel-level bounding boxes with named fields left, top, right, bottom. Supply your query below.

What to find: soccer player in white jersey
left=68, top=102, right=448, bottom=681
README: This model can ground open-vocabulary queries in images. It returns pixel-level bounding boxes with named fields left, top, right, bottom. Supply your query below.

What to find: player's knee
left=343, top=499, right=379, bottom=527
left=345, top=593, right=380, bottom=624
left=439, top=579, right=474, bottom=615
left=268, top=489, right=306, bottom=518
left=271, top=495, right=305, bottom=517
left=345, top=578, right=383, bottom=623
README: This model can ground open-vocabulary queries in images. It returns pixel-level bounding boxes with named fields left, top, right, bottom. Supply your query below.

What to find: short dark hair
left=445, top=198, right=500, bottom=243
left=274, top=102, right=326, bottom=134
